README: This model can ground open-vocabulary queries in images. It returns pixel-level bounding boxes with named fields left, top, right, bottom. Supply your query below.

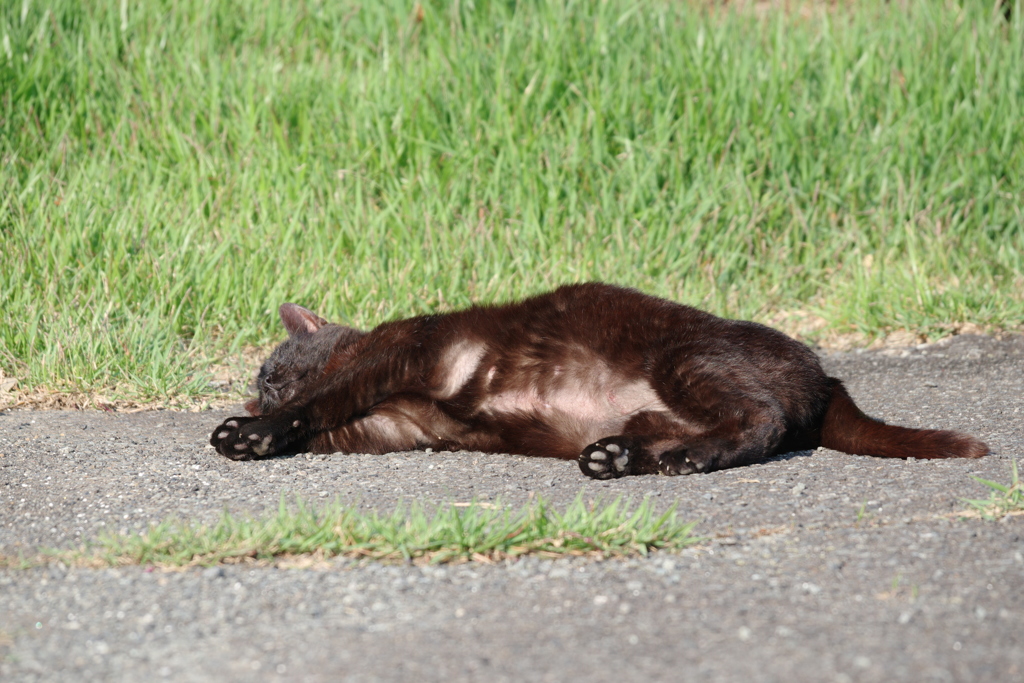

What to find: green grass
left=962, top=459, right=1024, bottom=521
left=2, top=0, right=1022, bottom=400
left=47, top=495, right=699, bottom=567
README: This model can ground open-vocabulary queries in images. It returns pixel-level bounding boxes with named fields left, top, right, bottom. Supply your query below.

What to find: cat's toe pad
left=214, top=420, right=240, bottom=441
left=249, top=434, right=273, bottom=456
left=579, top=438, right=633, bottom=479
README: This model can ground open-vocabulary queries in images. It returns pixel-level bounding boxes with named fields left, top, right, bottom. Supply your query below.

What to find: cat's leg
left=211, top=410, right=413, bottom=460
left=212, top=396, right=463, bottom=459
left=307, top=396, right=461, bottom=454
left=211, top=318, right=445, bottom=459
left=577, top=413, right=684, bottom=479
left=577, top=387, right=788, bottom=479
left=578, top=423, right=783, bottom=479
left=652, top=360, right=788, bottom=475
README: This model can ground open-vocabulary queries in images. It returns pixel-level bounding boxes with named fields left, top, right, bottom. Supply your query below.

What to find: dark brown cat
left=210, top=283, right=987, bottom=478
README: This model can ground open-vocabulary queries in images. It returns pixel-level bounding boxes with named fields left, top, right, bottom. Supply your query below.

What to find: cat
left=210, top=283, right=988, bottom=478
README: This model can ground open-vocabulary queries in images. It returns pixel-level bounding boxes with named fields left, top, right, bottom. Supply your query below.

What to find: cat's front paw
left=579, top=438, right=636, bottom=479
left=210, top=415, right=305, bottom=460
left=211, top=416, right=260, bottom=460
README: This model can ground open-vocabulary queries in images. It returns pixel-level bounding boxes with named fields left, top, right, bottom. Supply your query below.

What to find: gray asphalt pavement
left=1, top=334, right=1023, bottom=682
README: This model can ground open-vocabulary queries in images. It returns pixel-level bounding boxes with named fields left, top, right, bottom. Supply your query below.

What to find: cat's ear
left=279, top=303, right=329, bottom=336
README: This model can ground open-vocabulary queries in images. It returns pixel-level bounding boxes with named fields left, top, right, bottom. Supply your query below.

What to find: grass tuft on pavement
left=961, top=460, right=1024, bottom=521
left=64, top=495, right=699, bottom=567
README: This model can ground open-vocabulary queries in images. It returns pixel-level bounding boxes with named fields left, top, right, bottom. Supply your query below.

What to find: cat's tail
left=819, top=378, right=988, bottom=459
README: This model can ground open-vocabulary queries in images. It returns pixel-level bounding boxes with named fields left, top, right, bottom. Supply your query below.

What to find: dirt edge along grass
left=21, top=495, right=700, bottom=569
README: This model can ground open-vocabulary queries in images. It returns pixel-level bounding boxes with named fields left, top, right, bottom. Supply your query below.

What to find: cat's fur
left=210, top=283, right=987, bottom=478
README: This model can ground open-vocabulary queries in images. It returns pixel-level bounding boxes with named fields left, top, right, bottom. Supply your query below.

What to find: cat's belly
left=432, top=341, right=674, bottom=438
left=478, top=376, right=670, bottom=433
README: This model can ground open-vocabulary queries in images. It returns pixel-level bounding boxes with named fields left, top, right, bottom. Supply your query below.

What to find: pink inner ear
left=279, top=303, right=328, bottom=335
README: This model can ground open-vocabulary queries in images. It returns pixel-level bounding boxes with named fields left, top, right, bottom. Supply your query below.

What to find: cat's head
left=245, top=303, right=365, bottom=416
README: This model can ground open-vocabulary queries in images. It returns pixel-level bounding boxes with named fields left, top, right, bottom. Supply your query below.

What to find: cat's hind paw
left=579, top=438, right=635, bottom=479
left=657, top=451, right=701, bottom=476
left=210, top=415, right=304, bottom=460
left=657, top=439, right=730, bottom=475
